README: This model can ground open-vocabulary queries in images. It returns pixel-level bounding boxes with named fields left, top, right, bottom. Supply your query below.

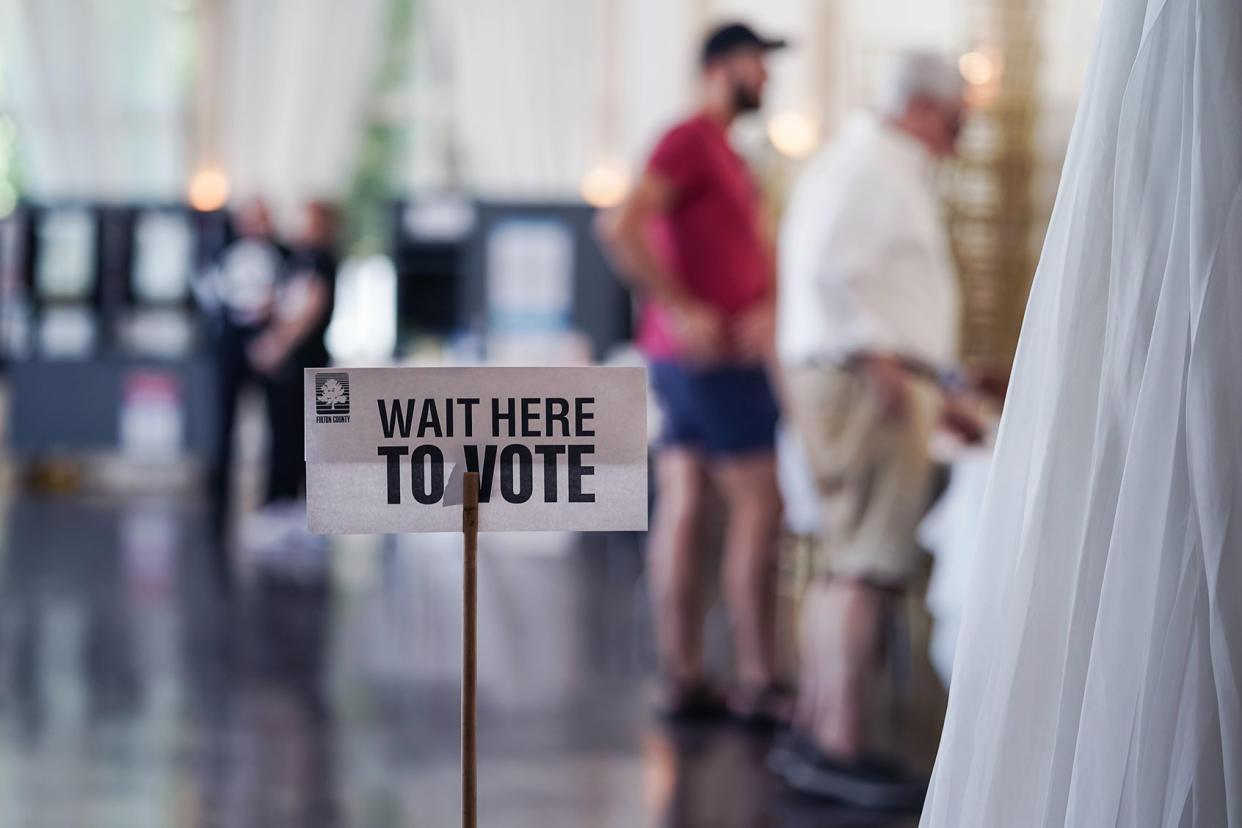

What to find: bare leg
left=794, top=581, right=828, bottom=733
left=798, top=576, right=889, bottom=760
left=649, top=448, right=709, bottom=685
left=710, top=451, right=782, bottom=689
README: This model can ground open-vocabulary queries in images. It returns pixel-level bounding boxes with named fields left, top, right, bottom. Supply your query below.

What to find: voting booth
left=391, top=198, right=633, bottom=361
left=1, top=202, right=225, bottom=459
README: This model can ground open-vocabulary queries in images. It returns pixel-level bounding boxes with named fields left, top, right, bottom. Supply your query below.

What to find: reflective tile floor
left=0, top=489, right=943, bottom=827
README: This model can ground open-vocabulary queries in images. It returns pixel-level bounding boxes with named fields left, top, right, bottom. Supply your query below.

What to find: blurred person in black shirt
left=247, top=201, right=337, bottom=501
left=207, top=199, right=285, bottom=551
left=205, top=200, right=336, bottom=585
left=250, top=201, right=336, bottom=375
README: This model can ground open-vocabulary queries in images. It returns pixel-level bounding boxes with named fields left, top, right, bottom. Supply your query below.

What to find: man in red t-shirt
left=599, top=22, right=788, bottom=723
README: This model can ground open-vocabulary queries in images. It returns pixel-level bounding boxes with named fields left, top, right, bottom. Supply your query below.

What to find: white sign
left=304, top=366, right=648, bottom=534
left=486, top=219, right=574, bottom=333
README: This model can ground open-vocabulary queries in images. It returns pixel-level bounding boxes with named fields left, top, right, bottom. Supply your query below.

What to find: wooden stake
left=462, top=471, right=479, bottom=828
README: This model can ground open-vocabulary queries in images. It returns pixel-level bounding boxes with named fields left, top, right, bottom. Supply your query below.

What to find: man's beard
left=731, top=82, right=762, bottom=113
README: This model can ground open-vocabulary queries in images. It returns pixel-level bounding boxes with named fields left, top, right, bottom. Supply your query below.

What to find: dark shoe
left=655, top=680, right=729, bottom=723
left=776, top=737, right=928, bottom=811
left=766, top=729, right=816, bottom=776
left=728, top=682, right=795, bottom=729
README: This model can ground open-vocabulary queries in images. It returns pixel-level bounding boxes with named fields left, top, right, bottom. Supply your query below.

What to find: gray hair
left=875, top=51, right=965, bottom=117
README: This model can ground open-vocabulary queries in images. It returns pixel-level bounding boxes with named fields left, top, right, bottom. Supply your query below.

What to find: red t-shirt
left=638, top=114, right=772, bottom=360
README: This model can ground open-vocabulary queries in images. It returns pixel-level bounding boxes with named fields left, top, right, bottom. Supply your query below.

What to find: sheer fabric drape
left=921, top=0, right=1242, bottom=824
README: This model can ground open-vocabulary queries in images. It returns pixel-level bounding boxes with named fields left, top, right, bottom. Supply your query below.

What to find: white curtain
left=220, top=0, right=387, bottom=208
left=0, top=0, right=386, bottom=207
left=0, top=0, right=190, bottom=200
left=922, top=0, right=1242, bottom=824
left=412, top=0, right=608, bottom=198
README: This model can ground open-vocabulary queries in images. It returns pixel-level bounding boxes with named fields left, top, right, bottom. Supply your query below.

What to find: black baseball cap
left=701, top=22, right=788, bottom=65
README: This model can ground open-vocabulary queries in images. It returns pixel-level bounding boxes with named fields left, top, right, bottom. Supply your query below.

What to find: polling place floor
left=0, top=488, right=945, bottom=827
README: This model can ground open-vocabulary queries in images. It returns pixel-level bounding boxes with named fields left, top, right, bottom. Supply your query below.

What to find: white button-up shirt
left=777, top=113, right=960, bottom=369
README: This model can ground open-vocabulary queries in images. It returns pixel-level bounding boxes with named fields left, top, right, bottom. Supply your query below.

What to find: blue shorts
left=650, top=361, right=780, bottom=457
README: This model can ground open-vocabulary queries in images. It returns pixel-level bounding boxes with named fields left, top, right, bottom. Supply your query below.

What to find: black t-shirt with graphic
left=282, top=245, right=336, bottom=367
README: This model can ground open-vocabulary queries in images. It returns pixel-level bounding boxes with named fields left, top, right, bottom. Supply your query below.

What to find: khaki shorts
left=781, top=363, right=938, bottom=585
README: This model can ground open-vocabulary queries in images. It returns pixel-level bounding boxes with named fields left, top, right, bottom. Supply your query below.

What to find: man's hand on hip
left=863, top=355, right=909, bottom=421
left=671, top=299, right=728, bottom=363
left=733, top=301, right=776, bottom=362
left=940, top=396, right=987, bottom=445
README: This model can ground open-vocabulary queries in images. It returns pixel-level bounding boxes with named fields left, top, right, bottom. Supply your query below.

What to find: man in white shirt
left=771, top=53, right=967, bottom=808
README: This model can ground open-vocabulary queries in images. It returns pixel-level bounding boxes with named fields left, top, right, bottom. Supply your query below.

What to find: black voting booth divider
left=0, top=197, right=635, bottom=460
left=392, top=198, right=634, bottom=360
left=1, top=202, right=226, bottom=457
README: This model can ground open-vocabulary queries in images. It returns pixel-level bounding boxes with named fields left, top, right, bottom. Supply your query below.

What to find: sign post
left=462, top=471, right=478, bottom=828
left=305, top=366, right=648, bottom=825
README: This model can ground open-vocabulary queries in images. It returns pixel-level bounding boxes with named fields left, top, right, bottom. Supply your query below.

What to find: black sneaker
left=777, top=738, right=928, bottom=811
left=654, top=680, right=729, bottom=723
left=728, top=682, right=795, bottom=730
left=766, top=730, right=815, bottom=776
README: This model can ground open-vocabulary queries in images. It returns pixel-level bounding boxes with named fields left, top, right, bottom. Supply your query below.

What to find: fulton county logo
left=315, top=372, right=351, bottom=423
